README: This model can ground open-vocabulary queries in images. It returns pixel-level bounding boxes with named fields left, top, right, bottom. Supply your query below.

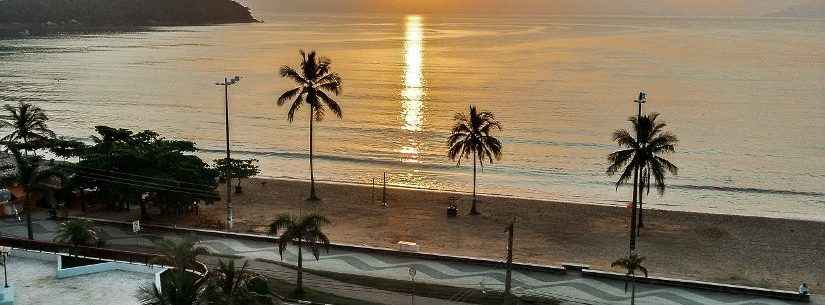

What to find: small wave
left=672, top=184, right=823, bottom=198
left=198, top=148, right=460, bottom=171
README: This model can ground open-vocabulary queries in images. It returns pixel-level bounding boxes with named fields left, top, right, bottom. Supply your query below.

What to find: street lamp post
left=1, top=246, right=10, bottom=288
left=216, top=76, right=241, bottom=231
left=628, top=91, right=646, bottom=252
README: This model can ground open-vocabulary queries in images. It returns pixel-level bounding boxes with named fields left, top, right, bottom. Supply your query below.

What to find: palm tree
left=54, top=219, right=98, bottom=246
left=0, top=102, right=56, bottom=156
left=269, top=213, right=331, bottom=294
left=0, top=146, right=61, bottom=240
left=611, top=253, right=649, bottom=305
left=607, top=113, right=678, bottom=241
left=276, top=50, right=343, bottom=201
left=447, top=105, right=503, bottom=215
left=152, top=237, right=210, bottom=274
left=137, top=269, right=207, bottom=305
left=203, top=260, right=273, bottom=305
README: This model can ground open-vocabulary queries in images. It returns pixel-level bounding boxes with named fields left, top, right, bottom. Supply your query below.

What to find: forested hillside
left=0, top=0, right=257, bottom=36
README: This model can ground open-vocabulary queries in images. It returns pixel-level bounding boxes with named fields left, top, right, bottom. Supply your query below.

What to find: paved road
left=1, top=214, right=819, bottom=305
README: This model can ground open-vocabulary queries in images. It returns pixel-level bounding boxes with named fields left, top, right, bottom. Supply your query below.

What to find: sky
left=250, top=0, right=816, bottom=16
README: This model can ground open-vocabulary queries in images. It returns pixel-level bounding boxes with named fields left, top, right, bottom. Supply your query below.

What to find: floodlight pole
left=216, top=76, right=240, bottom=230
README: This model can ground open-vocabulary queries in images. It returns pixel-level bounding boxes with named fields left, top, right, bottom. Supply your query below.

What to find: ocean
left=1, top=8, right=823, bottom=220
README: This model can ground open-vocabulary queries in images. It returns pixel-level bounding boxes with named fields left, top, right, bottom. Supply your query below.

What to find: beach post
left=382, top=172, right=387, bottom=205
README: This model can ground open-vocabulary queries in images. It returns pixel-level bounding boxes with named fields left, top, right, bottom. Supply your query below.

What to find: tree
left=54, top=219, right=98, bottom=246
left=276, top=50, right=343, bottom=201
left=607, top=113, right=678, bottom=237
left=145, top=237, right=208, bottom=305
left=212, top=158, right=261, bottom=194
left=202, top=260, right=273, bottom=305
left=152, top=237, right=209, bottom=274
left=137, top=270, right=208, bottom=305
left=611, top=253, right=649, bottom=305
left=269, top=213, right=331, bottom=294
left=447, top=105, right=503, bottom=215
left=56, top=126, right=219, bottom=219
left=0, top=102, right=56, bottom=156
left=0, top=146, right=63, bottom=240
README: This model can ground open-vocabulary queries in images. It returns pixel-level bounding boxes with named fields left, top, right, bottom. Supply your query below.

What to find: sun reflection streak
left=402, top=15, right=424, bottom=132
left=399, top=15, right=425, bottom=163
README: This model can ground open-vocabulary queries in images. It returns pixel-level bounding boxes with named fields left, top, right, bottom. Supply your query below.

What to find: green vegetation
left=152, top=237, right=210, bottom=273
left=0, top=102, right=55, bottom=156
left=0, top=0, right=256, bottom=36
left=269, top=213, right=331, bottom=294
left=611, top=253, right=649, bottom=305
left=201, top=260, right=273, bottom=305
left=52, top=125, right=220, bottom=220
left=276, top=50, right=344, bottom=201
left=213, top=158, right=261, bottom=194
left=447, top=105, right=503, bottom=215
left=54, top=219, right=99, bottom=246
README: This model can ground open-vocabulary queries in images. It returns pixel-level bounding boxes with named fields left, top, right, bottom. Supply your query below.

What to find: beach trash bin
left=447, top=205, right=458, bottom=217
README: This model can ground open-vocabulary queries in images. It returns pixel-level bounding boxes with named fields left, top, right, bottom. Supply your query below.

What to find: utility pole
left=504, top=221, right=514, bottom=296
left=216, top=76, right=240, bottom=230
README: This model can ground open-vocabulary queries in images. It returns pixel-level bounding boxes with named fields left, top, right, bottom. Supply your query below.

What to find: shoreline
left=258, top=175, right=825, bottom=224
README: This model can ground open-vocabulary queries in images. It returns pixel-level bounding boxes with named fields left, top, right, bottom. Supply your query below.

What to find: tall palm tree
left=447, top=105, right=503, bottom=215
left=54, top=219, right=98, bottom=246
left=0, top=146, right=61, bottom=240
left=0, top=102, right=56, bottom=155
left=269, top=213, right=331, bottom=294
left=203, top=260, right=273, bottom=305
left=276, top=50, right=343, bottom=201
left=611, top=253, right=649, bottom=305
left=607, top=113, right=678, bottom=242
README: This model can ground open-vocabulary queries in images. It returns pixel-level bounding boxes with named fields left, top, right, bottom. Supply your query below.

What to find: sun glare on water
left=400, top=15, right=426, bottom=163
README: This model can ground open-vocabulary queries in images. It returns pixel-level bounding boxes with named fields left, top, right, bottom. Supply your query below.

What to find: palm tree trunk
left=308, top=109, right=318, bottom=201
left=470, top=154, right=479, bottom=215
left=630, top=166, right=638, bottom=252
left=296, top=241, right=304, bottom=294
left=26, top=191, right=33, bottom=240
left=637, top=178, right=645, bottom=232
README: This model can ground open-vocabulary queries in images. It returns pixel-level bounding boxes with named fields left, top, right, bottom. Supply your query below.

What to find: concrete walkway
left=1, top=215, right=819, bottom=305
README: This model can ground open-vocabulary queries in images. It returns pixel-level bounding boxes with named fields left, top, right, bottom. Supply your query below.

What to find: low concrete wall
left=56, top=257, right=166, bottom=279
left=582, top=269, right=810, bottom=302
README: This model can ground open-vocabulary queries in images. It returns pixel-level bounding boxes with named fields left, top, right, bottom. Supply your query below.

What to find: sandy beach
left=88, top=177, right=824, bottom=292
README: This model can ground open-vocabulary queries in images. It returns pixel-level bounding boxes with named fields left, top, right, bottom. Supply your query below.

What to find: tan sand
left=109, top=178, right=825, bottom=291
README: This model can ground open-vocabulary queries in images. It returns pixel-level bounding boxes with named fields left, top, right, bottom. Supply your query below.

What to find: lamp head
left=636, top=91, right=647, bottom=103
